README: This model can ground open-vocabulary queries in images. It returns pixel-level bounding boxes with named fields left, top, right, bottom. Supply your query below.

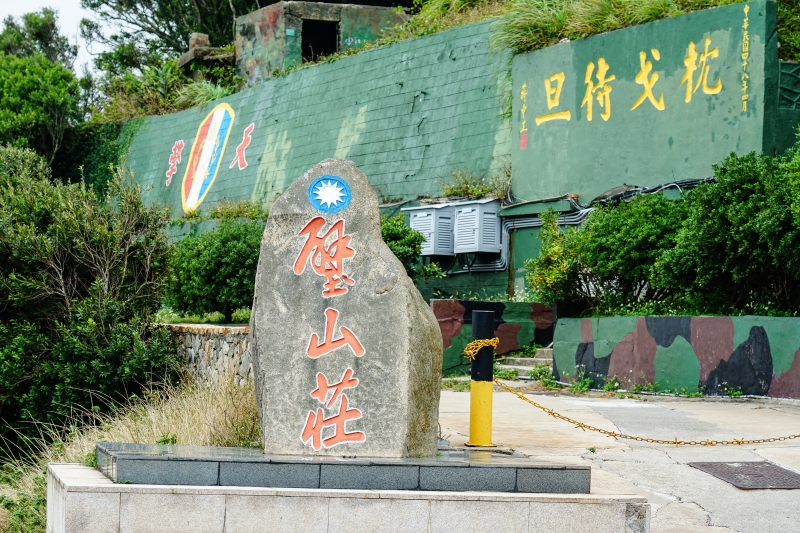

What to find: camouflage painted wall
left=553, top=316, right=800, bottom=398
left=432, top=300, right=553, bottom=375
left=129, top=20, right=510, bottom=218
left=235, top=2, right=407, bottom=84
left=511, top=0, right=783, bottom=204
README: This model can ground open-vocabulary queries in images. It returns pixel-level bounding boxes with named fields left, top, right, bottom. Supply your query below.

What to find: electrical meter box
left=401, top=204, right=455, bottom=255
left=453, top=199, right=501, bottom=254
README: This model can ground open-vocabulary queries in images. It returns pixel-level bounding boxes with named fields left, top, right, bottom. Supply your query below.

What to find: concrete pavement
left=438, top=390, right=800, bottom=533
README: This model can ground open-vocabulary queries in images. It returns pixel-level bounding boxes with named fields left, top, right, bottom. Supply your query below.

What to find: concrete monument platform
left=47, top=463, right=649, bottom=533
left=96, top=442, right=591, bottom=494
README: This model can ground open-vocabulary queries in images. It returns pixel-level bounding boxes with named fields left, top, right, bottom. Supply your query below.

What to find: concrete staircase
left=495, top=348, right=553, bottom=377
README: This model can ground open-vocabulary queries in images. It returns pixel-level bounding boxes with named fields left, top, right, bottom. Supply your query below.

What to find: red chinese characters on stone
left=165, top=140, right=185, bottom=185
left=294, top=217, right=355, bottom=297
left=301, top=394, right=365, bottom=450
left=311, top=368, right=358, bottom=408
left=307, top=308, right=365, bottom=359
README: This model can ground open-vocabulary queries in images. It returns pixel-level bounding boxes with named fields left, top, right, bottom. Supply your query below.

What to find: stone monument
left=250, top=159, right=443, bottom=457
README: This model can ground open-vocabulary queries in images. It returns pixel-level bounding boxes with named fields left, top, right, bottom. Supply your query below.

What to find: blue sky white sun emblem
left=308, top=175, right=351, bottom=213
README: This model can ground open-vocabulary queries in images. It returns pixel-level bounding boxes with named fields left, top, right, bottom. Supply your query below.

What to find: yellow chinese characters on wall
left=536, top=72, right=571, bottom=125
left=582, top=58, right=615, bottom=121
left=519, top=31, right=733, bottom=134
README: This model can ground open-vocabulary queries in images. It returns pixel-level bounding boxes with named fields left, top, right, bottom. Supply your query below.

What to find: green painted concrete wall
left=512, top=0, right=779, bottom=204
left=128, top=20, right=510, bottom=219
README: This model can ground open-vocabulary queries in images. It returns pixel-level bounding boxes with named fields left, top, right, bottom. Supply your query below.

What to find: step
left=494, top=364, right=546, bottom=376
left=500, top=357, right=552, bottom=367
left=47, top=463, right=649, bottom=533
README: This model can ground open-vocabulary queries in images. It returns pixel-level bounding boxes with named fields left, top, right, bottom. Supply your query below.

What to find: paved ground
left=438, top=389, right=800, bottom=533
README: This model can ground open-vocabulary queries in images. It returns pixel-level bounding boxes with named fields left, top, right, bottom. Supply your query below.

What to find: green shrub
left=381, top=214, right=445, bottom=281
left=0, top=145, right=177, bottom=438
left=603, top=376, right=621, bottom=392
left=507, top=343, right=541, bottom=357
left=526, top=364, right=562, bottom=388
left=493, top=363, right=518, bottom=380
left=657, top=149, right=800, bottom=315
left=166, top=219, right=265, bottom=322
left=526, top=140, right=800, bottom=316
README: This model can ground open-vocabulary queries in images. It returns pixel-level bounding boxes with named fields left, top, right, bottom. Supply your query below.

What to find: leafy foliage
left=381, top=215, right=445, bottom=282
left=81, top=0, right=261, bottom=69
left=0, top=146, right=177, bottom=437
left=166, top=219, right=265, bottom=322
left=52, top=119, right=143, bottom=193
left=0, top=52, right=80, bottom=164
left=438, top=165, right=511, bottom=201
left=525, top=141, right=800, bottom=317
left=657, top=149, right=800, bottom=314
left=524, top=210, right=581, bottom=306
left=101, top=59, right=187, bottom=121
left=208, top=199, right=269, bottom=221
left=0, top=8, right=77, bottom=69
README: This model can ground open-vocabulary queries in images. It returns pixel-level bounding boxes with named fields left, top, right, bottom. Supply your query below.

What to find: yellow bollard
left=468, top=380, right=494, bottom=446
left=466, top=310, right=496, bottom=447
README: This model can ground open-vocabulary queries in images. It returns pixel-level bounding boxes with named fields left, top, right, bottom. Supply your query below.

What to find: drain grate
left=688, top=461, right=800, bottom=490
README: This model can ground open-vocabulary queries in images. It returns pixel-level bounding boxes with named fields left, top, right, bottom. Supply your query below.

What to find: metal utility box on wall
left=402, top=204, right=455, bottom=255
left=453, top=199, right=501, bottom=254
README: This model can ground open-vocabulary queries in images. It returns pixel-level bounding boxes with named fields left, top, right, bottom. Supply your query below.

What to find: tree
left=81, top=0, right=263, bottom=73
left=0, top=8, right=77, bottom=70
left=0, top=52, right=80, bottom=164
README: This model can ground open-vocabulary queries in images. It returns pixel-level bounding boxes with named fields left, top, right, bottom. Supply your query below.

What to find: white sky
left=0, top=0, right=108, bottom=72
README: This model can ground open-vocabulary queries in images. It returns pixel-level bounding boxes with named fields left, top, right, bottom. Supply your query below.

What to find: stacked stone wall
left=169, top=324, right=253, bottom=385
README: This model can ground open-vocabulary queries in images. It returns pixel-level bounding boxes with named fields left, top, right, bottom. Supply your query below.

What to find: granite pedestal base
left=47, top=464, right=650, bottom=533
left=96, top=442, right=591, bottom=494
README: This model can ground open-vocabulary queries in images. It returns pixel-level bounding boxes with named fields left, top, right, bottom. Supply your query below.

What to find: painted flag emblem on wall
left=181, top=103, right=236, bottom=212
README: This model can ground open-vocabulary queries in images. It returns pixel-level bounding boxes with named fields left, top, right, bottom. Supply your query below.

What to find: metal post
left=467, top=310, right=495, bottom=447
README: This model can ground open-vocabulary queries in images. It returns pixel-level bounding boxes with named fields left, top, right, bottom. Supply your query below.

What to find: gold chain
left=493, top=377, right=800, bottom=446
left=463, top=338, right=500, bottom=361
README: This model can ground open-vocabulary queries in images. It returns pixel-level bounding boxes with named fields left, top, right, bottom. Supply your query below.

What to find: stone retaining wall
left=169, top=324, right=253, bottom=386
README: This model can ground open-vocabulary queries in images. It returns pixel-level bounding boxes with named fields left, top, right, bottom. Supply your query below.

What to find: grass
left=493, top=363, right=519, bottom=380
left=506, top=344, right=542, bottom=358
left=272, top=0, right=509, bottom=79
left=0, top=382, right=260, bottom=532
left=438, top=161, right=512, bottom=201
left=569, top=370, right=594, bottom=393
left=153, top=306, right=251, bottom=324
left=441, top=378, right=472, bottom=391
left=526, top=364, right=562, bottom=388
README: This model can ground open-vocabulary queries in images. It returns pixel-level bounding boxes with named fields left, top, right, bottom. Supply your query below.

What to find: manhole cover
left=688, top=461, right=800, bottom=490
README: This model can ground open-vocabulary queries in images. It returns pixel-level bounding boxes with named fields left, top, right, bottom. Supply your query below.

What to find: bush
left=166, top=219, right=265, bottom=322
left=657, top=149, right=800, bottom=314
left=525, top=141, right=800, bottom=317
left=0, top=145, right=177, bottom=438
left=381, top=214, right=445, bottom=281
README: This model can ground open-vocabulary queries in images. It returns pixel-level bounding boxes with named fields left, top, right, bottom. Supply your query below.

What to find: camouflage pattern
left=554, top=316, right=800, bottom=398
left=431, top=300, right=554, bottom=375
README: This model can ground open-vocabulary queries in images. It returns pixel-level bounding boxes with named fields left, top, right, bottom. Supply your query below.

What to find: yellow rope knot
left=463, top=337, right=500, bottom=361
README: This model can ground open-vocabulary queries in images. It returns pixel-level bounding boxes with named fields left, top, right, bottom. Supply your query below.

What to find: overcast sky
left=0, top=0, right=108, bottom=72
